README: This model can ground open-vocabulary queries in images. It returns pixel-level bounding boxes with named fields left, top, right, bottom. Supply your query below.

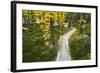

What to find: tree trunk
left=50, top=17, right=54, bottom=49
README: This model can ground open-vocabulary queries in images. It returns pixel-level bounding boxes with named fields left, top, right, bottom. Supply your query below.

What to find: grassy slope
left=69, top=29, right=91, bottom=60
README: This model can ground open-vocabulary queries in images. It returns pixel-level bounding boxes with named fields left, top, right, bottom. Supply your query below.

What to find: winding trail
left=56, top=28, right=76, bottom=61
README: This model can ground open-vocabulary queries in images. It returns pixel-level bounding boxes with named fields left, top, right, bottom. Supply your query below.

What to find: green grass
left=22, top=24, right=51, bottom=62
left=69, top=30, right=91, bottom=60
